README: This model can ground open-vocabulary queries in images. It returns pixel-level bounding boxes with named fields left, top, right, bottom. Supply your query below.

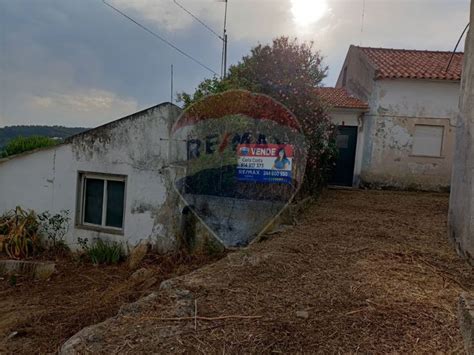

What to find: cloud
left=0, top=0, right=470, bottom=127
left=30, top=90, right=137, bottom=113
left=105, top=0, right=469, bottom=84
left=108, top=0, right=302, bottom=41
left=0, top=114, right=8, bottom=128
left=25, top=89, right=138, bottom=127
left=0, top=50, right=139, bottom=127
left=30, top=96, right=54, bottom=109
left=110, top=0, right=203, bottom=32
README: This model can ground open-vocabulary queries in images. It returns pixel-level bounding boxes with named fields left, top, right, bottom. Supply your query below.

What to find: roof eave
left=65, top=102, right=181, bottom=143
left=374, top=76, right=462, bottom=82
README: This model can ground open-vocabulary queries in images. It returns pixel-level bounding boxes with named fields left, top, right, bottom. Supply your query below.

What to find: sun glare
left=290, top=0, right=329, bottom=27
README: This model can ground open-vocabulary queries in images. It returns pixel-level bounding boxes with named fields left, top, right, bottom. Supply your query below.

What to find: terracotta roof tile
left=316, top=87, right=368, bottom=110
left=358, top=47, right=463, bottom=81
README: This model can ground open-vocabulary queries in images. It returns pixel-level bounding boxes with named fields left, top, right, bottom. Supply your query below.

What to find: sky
left=0, top=0, right=470, bottom=128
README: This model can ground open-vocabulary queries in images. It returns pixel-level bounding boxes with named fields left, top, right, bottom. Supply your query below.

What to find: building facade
left=327, top=46, right=463, bottom=190
left=0, top=103, right=185, bottom=251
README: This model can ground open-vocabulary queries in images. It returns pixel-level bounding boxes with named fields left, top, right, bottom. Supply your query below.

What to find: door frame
left=330, top=125, right=358, bottom=187
left=329, top=110, right=366, bottom=187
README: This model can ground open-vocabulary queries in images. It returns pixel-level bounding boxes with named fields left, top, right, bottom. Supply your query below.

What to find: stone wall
left=448, top=2, right=474, bottom=265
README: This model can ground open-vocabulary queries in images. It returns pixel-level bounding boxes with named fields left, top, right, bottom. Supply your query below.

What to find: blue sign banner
left=236, top=168, right=292, bottom=184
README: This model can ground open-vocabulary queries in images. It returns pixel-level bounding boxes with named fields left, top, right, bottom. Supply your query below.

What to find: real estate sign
left=169, top=90, right=307, bottom=248
left=236, top=144, right=293, bottom=184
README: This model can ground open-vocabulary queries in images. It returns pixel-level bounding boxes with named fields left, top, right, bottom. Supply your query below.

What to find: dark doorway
left=329, top=126, right=358, bottom=187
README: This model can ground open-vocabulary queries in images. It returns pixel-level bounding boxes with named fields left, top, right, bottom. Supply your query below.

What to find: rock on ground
left=128, top=241, right=149, bottom=270
left=459, top=292, right=474, bottom=354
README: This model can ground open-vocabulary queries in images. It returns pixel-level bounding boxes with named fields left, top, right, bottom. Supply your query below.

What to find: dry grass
left=0, top=252, right=224, bottom=354
left=76, top=189, right=474, bottom=353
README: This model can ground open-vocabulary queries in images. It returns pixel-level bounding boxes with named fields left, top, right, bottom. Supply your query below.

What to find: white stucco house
left=0, top=103, right=185, bottom=251
left=320, top=46, right=463, bottom=190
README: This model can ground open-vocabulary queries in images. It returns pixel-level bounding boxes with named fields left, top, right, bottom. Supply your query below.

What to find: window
left=78, top=173, right=126, bottom=232
left=412, top=125, right=444, bottom=157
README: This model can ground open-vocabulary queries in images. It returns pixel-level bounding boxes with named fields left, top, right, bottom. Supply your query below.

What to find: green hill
left=0, top=125, right=88, bottom=148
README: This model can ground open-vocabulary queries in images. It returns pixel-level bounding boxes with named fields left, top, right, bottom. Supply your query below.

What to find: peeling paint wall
left=337, top=46, right=460, bottom=191
left=360, top=79, right=458, bottom=190
left=449, top=3, right=474, bottom=265
left=373, top=79, right=460, bottom=119
left=0, top=103, right=184, bottom=251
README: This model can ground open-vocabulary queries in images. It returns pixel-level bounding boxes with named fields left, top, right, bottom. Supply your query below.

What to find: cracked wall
left=360, top=79, right=458, bottom=191
left=337, top=46, right=460, bottom=191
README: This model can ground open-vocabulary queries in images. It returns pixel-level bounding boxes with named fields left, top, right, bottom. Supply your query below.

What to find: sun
left=290, top=0, right=329, bottom=27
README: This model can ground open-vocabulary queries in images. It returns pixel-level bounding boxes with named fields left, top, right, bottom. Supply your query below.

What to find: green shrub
left=78, top=238, right=124, bottom=265
left=1, top=136, right=58, bottom=157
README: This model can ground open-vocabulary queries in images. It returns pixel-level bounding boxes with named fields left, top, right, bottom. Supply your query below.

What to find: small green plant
left=78, top=237, right=124, bottom=265
left=1, top=136, right=58, bottom=157
left=38, top=210, right=70, bottom=253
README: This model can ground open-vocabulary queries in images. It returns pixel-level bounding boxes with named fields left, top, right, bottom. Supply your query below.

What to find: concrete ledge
left=0, top=260, right=55, bottom=280
left=459, top=292, right=474, bottom=354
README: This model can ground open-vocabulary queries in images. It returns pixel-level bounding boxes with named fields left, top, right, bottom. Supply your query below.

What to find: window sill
left=408, top=154, right=445, bottom=159
left=75, top=223, right=124, bottom=236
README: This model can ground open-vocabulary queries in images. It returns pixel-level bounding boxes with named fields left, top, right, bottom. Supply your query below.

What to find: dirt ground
left=0, top=252, right=224, bottom=354
left=60, top=189, right=474, bottom=354
left=3, top=189, right=474, bottom=353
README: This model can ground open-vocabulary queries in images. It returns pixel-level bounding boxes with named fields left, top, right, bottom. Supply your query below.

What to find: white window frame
left=76, top=172, right=127, bottom=234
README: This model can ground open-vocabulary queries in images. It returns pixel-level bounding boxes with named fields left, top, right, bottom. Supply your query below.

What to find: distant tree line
left=1, top=136, right=58, bottom=158
left=0, top=125, right=87, bottom=148
left=0, top=125, right=88, bottom=158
